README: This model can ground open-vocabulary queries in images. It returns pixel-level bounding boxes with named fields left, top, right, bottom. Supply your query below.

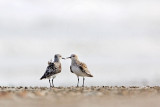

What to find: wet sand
left=0, top=86, right=160, bottom=107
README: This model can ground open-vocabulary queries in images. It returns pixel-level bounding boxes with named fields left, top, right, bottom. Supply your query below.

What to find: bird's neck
left=71, top=59, right=79, bottom=65
left=54, top=58, right=60, bottom=62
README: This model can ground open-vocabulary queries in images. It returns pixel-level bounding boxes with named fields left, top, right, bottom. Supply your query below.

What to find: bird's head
left=54, top=54, right=65, bottom=60
left=66, top=54, right=78, bottom=60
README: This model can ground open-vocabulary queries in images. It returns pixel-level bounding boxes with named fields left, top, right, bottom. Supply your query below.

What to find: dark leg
left=82, top=77, right=85, bottom=87
left=49, top=79, right=51, bottom=87
left=52, top=79, right=54, bottom=87
left=77, top=76, right=79, bottom=87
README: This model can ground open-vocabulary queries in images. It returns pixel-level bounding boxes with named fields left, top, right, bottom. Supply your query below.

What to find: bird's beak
left=66, top=57, right=71, bottom=59
left=62, top=57, right=65, bottom=60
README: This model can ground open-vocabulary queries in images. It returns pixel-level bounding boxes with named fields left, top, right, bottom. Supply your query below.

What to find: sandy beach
left=0, top=86, right=160, bottom=107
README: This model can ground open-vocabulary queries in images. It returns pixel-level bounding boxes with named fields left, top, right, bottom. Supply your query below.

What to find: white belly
left=51, top=74, right=57, bottom=79
left=71, top=66, right=87, bottom=77
left=47, top=74, right=57, bottom=79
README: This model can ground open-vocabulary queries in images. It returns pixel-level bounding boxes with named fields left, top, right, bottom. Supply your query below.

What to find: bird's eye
left=72, top=55, right=75, bottom=57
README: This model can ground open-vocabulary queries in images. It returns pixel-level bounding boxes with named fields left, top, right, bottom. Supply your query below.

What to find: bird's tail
left=88, top=74, right=93, bottom=77
left=40, top=75, right=45, bottom=80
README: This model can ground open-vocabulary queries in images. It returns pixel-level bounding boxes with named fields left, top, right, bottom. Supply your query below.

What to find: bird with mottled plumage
left=67, top=54, right=93, bottom=87
left=40, top=54, right=65, bottom=87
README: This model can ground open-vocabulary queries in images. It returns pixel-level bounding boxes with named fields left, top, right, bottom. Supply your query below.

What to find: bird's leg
left=49, top=79, right=51, bottom=87
left=82, top=77, right=85, bottom=87
left=52, top=79, right=54, bottom=87
left=77, top=76, right=79, bottom=87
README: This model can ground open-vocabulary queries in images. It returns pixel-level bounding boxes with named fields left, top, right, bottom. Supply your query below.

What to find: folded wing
left=79, top=62, right=93, bottom=77
left=40, top=63, right=59, bottom=80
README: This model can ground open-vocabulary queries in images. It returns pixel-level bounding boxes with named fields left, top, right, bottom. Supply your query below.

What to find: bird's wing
left=70, top=66, right=73, bottom=73
left=40, top=62, right=59, bottom=79
left=79, top=62, right=93, bottom=77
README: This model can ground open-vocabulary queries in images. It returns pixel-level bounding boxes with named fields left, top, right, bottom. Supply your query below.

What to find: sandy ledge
left=0, top=86, right=160, bottom=107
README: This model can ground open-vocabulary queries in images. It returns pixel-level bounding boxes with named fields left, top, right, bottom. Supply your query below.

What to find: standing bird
left=40, top=54, right=65, bottom=87
left=67, top=54, right=93, bottom=87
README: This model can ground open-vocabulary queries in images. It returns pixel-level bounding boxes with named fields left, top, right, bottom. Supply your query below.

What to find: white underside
left=71, top=66, right=88, bottom=77
left=47, top=74, right=57, bottom=79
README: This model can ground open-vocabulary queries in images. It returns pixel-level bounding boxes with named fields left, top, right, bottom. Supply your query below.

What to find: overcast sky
left=0, top=0, right=160, bottom=38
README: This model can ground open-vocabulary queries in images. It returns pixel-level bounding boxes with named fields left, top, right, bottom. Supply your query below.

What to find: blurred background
left=0, top=0, right=160, bottom=87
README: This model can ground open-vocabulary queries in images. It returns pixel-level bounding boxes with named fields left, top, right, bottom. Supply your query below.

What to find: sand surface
left=0, top=86, right=160, bottom=107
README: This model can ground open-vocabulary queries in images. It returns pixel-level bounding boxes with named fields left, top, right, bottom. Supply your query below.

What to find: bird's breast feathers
left=71, top=66, right=88, bottom=77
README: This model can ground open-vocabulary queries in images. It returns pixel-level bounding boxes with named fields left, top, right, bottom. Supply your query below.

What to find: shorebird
left=67, top=54, right=93, bottom=87
left=40, top=54, right=65, bottom=87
